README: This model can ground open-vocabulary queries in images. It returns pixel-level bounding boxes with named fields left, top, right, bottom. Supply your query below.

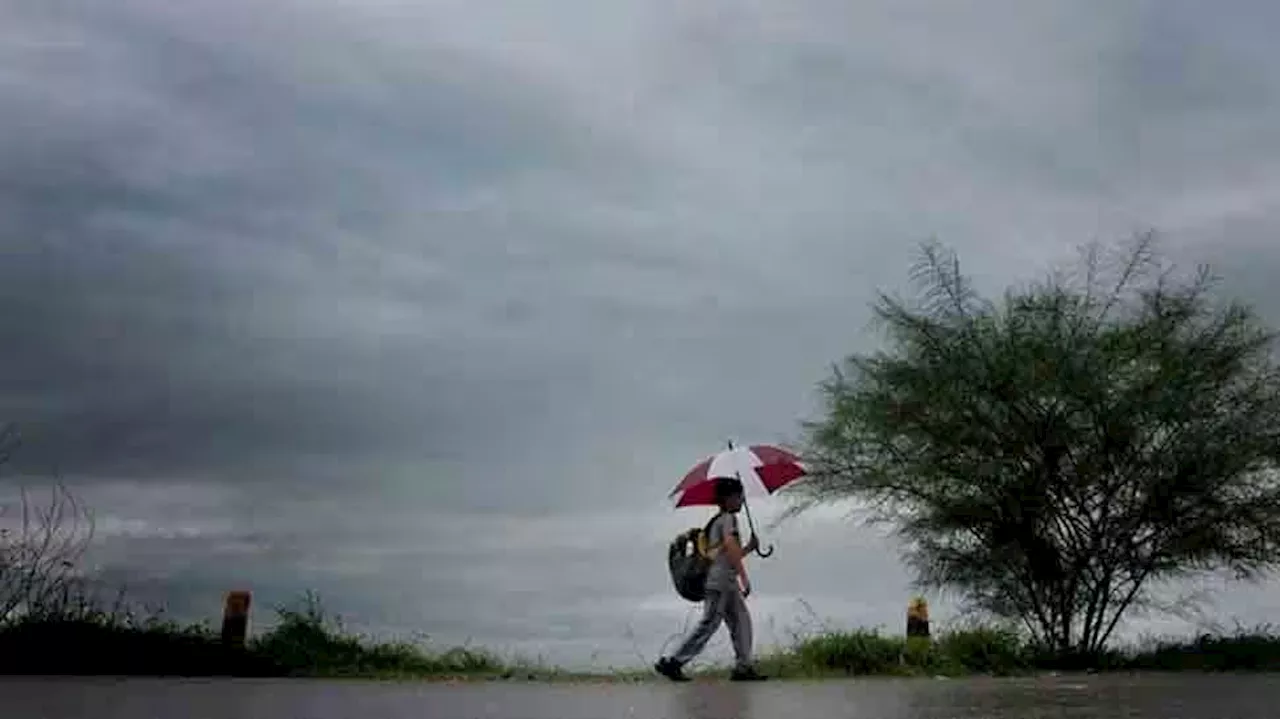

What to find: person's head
left=713, top=476, right=745, bottom=513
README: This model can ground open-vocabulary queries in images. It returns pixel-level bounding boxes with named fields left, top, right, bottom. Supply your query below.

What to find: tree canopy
left=794, top=234, right=1280, bottom=655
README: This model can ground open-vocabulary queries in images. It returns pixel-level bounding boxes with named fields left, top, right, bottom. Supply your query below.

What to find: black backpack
left=667, top=513, right=723, bottom=603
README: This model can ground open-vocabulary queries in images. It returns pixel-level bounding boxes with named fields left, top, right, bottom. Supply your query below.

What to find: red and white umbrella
left=669, top=442, right=808, bottom=558
left=670, top=443, right=807, bottom=508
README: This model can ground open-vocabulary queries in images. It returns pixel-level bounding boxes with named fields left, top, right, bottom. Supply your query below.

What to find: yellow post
left=221, top=590, right=252, bottom=647
left=906, top=596, right=930, bottom=639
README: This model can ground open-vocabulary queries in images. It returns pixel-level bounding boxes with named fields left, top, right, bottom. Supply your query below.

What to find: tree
left=0, top=424, right=95, bottom=624
left=793, top=233, right=1280, bottom=656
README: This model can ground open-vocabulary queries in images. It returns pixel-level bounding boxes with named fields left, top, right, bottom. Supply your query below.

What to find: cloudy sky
left=4, top=0, right=1280, bottom=668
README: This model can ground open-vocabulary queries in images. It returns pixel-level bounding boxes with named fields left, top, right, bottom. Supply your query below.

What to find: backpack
left=667, top=512, right=724, bottom=603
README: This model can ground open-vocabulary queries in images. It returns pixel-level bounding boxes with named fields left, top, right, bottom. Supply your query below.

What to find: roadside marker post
left=222, top=590, right=252, bottom=648
left=906, top=596, right=930, bottom=639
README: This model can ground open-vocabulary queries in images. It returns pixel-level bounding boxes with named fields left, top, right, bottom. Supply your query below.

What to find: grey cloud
left=1, top=0, right=629, bottom=494
left=5, top=0, right=1280, bottom=667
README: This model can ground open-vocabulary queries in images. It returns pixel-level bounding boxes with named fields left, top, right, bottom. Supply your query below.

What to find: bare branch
left=0, top=479, right=95, bottom=624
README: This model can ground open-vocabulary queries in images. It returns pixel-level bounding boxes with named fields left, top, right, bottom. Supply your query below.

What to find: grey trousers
left=671, top=586, right=753, bottom=668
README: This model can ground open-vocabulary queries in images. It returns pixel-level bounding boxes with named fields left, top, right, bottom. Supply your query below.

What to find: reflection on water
left=5, top=673, right=1280, bottom=719
left=663, top=674, right=1280, bottom=719
left=672, top=683, right=751, bottom=719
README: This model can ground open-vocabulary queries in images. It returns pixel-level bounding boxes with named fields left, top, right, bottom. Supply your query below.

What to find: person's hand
left=744, top=535, right=759, bottom=553
left=739, top=575, right=752, bottom=598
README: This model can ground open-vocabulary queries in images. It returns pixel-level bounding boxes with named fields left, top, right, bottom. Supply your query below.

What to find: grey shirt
left=704, top=512, right=742, bottom=592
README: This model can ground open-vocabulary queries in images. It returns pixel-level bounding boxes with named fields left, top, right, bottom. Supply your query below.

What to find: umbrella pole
left=741, top=498, right=774, bottom=558
left=728, top=442, right=774, bottom=558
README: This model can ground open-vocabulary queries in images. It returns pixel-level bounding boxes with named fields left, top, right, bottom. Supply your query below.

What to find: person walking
left=655, top=476, right=766, bottom=682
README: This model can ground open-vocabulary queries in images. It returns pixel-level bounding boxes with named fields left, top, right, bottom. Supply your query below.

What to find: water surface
left=4, top=673, right=1278, bottom=718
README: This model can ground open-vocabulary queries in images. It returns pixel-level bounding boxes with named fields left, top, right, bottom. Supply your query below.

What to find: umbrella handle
left=741, top=496, right=775, bottom=559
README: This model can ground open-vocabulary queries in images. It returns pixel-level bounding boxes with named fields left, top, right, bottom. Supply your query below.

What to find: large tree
left=793, top=234, right=1280, bottom=656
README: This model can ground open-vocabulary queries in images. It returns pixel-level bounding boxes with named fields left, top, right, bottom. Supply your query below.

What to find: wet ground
left=3, top=673, right=1279, bottom=718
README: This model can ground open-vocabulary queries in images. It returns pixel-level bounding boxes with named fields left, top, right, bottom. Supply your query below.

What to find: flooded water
left=3, top=673, right=1279, bottom=718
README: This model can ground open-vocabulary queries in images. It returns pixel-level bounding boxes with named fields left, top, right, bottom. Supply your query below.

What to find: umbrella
left=670, top=441, right=807, bottom=558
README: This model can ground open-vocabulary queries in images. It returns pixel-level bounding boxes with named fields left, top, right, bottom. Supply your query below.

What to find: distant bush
left=932, top=624, right=1029, bottom=675
left=756, top=624, right=1031, bottom=678
left=1125, top=625, right=1280, bottom=672
left=754, top=619, right=1280, bottom=678
left=249, top=592, right=504, bottom=677
left=0, top=612, right=269, bottom=676
left=788, top=629, right=908, bottom=675
left=0, top=590, right=508, bottom=678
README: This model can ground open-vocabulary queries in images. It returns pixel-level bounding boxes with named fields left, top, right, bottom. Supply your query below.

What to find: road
left=3, top=673, right=1279, bottom=718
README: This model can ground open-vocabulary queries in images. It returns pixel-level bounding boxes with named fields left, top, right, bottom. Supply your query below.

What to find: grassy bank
left=759, top=625, right=1033, bottom=679
left=4, top=597, right=1280, bottom=679
left=0, top=596, right=518, bottom=680
left=753, top=624, right=1280, bottom=678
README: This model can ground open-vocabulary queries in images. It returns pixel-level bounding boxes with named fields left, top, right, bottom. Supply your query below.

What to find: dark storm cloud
left=0, top=0, right=650, bottom=496
left=6, top=0, right=1280, bottom=668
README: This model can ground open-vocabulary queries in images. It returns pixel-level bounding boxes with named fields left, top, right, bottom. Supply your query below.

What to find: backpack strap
left=697, top=511, right=724, bottom=558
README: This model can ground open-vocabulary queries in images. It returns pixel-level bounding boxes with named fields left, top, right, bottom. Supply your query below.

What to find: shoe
left=730, top=666, right=767, bottom=682
left=655, top=657, right=690, bottom=682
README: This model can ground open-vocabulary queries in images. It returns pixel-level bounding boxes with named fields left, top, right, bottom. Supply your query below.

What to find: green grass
left=0, top=592, right=663, bottom=681
left=1123, top=625, right=1280, bottom=672
left=246, top=594, right=506, bottom=678
left=752, top=624, right=1033, bottom=679
left=0, top=612, right=270, bottom=676
left=6, top=593, right=1280, bottom=679
left=0, top=593, right=521, bottom=679
left=749, top=622, right=1280, bottom=678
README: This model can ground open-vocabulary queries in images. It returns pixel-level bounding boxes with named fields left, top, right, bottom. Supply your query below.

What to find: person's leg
left=657, top=591, right=727, bottom=681
left=722, top=589, right=753, bottom=669
left=668, top=590, right=728, bottom=666
left=724, top=591, right=766, bottom=680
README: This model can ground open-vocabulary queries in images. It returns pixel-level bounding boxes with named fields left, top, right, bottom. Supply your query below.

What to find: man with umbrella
left=656, top=442, right=805, bottom=681
left=655, top=475, right=766, bottom=682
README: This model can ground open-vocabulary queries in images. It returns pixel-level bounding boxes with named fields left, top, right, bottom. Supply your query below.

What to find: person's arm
left=721, top=519, right=751, bottom=596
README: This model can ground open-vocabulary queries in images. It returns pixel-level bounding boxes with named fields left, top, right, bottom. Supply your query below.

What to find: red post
left=906, top=596, right=930, bottom=639
left=221, top=590, right=252, bottom=647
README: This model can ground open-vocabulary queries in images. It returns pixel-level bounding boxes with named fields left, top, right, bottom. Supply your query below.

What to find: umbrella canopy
left=670, top=443, right=807, bottom=508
